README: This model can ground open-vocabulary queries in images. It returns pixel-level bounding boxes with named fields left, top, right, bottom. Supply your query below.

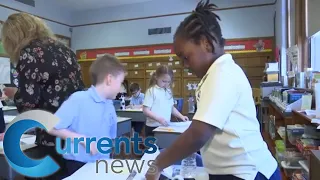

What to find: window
left=310, top=31, right=320, bottom=71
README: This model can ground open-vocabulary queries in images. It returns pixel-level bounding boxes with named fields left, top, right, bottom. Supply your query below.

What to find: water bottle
left=188, top=94, right=195, bottom=113
left=120, top=94, right=126, bottom=110
left=181, top=153, right=197, bottom=178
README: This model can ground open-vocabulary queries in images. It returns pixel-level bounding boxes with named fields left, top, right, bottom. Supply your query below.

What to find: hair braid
left=174, top=0, right=225, bottom=48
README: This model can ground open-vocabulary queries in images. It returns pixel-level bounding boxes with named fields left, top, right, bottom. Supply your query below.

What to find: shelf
left=292, top=110, right=319, bottom=127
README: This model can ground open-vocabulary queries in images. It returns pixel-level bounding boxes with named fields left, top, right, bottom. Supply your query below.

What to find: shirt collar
left=205, top=53, right=233, bottom=76
left=88, top=85, right=110, bottom=103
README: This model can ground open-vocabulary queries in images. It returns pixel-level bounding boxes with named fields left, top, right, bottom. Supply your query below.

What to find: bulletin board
left=0, top=20, right=7, bottom=57
left=55, top=34, right=71, bottom=48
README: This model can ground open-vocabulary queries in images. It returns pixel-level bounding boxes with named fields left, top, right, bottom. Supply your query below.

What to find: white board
left=0, top=57, right=11, bottom=84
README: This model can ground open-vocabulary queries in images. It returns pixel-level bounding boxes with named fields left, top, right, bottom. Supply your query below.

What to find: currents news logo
left=3, top=110, right=158, bottom=178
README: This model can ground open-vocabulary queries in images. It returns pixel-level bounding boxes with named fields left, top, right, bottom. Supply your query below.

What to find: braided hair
left=174, top=0, right=225, bottom=50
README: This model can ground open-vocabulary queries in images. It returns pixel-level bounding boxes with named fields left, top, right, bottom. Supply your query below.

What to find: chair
left=160, top=149, right=203, bottom=167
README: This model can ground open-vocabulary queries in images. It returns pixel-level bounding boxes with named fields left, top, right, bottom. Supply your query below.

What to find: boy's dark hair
left=174, top=0, right=225, bottom=50
left=89, top=54, right=126, bottom=85
left=129, top=83, right=140, bottom=93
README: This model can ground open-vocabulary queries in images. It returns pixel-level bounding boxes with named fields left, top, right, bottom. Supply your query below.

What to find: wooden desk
left=153, top=121, right=191, bottom=149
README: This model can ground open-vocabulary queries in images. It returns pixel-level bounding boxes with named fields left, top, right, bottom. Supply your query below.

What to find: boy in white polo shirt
left=146, top=1, right=280, bottom=180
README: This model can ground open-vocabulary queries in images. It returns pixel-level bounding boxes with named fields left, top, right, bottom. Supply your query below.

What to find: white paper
left=4, top=115, right=16, bottom=124
left=188, top=73, right=192, bottom=76
left=0, top=84, right=5, bottom=93
left=192, top=83, right=198, bottom=90
left=20, top=135, right=36, bottom=145
left=168, top=63, right=173, bottom=66
left=0, top=57, right=11, bottom=84
left=2, top=106, right=17, bottom=111
left=156, top=63, right=160, bottom=66
left=175, top=61, right=180, bottom=65
left=134, top=64, right=139, bottom=68
left=148, top=63, right=152, bottom=67
left=315, top=83, right=320, bottom=118
left=168, top=121, right=192, bottom=127
left=135, top=71, right=138, bottom=75
left=186, top=83, right=192, bottom=90
left=173, top=70, right=176, bottom=73
left=311, top=119, right=320, bottom=124
left=305, top=110, right=316, bottom=116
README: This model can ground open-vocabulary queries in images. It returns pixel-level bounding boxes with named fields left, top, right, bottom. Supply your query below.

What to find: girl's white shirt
left=143, top=85, right=174, bottom=127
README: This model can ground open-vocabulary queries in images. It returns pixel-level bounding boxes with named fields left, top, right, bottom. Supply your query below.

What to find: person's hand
left=0, top=133, right=4, bottom=141
left=145, top=171, right=161, bottom=180
left=3, top=87, right=18, bottom=99
left=145, top=162, right=161, bottom=180
left=89, top=142, right=99, bottom=155
left=126, top=104, right=133, bottom=109
left=81, top=139, right=98, bottom=155
left=179, top=116, right=189, bottom=122
left=158, top=117, right=169, bottom=127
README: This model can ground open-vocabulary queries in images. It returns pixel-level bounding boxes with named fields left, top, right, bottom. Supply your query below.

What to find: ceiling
left=54, top=0, right=154, bottom=11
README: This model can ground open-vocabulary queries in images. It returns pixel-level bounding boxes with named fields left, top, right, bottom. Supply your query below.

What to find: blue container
left=174, top=98, right=184, bottom=113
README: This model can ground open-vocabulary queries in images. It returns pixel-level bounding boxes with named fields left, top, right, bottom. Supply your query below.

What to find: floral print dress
left=13, top=37, right=85, bottom=146
left=14, top=37, right=84, bottom=114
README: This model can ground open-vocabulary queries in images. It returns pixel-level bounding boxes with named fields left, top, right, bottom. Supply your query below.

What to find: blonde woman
left=1, top=13, right=84, bottom=179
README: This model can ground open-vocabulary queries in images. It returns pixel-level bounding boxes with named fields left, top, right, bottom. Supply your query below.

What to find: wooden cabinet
left=78, top=51, right=271, bottom=114
left=79, top=61, right=93, bottom=87
left=183, top=69, right=197, bottom=78
left=128, top=62, right=145, bottom=70
left=172, top=69, right=182, bottom=77
left=127, top=70, right=144, bottom=78
left=172, top=79, right=181, bottom=97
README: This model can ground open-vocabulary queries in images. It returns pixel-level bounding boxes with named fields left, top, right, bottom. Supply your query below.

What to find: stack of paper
left=4, top=115, right=16, bottom=124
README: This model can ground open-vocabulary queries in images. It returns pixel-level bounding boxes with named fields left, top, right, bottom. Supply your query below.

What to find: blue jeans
left=209, top=168, right=282, bottom=180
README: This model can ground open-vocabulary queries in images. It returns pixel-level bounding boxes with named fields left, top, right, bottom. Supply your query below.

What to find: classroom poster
left=0, top=57, right=11, bottom=84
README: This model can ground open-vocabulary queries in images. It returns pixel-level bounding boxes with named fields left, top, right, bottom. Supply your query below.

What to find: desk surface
left=0, top=135, right=37, bottom=155
left=117, top=117, right=131, bottom=123
left=153, top=121, right=192, bottom=133
left=64, top=159, right=205, bottom=180
left=116, top=109, right=143, bottom=112
left=2, top=106, right=17, bottom=111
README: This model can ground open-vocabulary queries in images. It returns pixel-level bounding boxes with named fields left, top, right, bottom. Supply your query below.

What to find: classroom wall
left=289, top=0, right=295, bottom=46
left=275, top=0, right=287, bottom=76
left=71, top=0, right=276, bottom=51
left=308, top=0, right=320, bottom=37
left=0, top=0, right=72, bottom=37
